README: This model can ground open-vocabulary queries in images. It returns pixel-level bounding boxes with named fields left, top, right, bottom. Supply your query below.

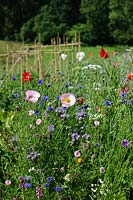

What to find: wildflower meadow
left=1, top=46, right=133, bottom=200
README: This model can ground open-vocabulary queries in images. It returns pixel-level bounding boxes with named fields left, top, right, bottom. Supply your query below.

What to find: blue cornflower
left=79, top=85, right=84, bottom=89
left=44, top=183, right=50, bottom=188
left=104, top=100, right=111, bottom=106
left=34, top=110, right=40, bottom=115
left=47, top=176, right=53, bottom=182
left=12, top=93, right=20, bottom=98
left=131, top=99, right=133, bottom=105
left=48, top=105, right=54, bottom=111
left=120, top=92, right=127, bottom=99
left=24, top=183, right=32, bottom=189
left=42, top=96, right=49, bottom=101
left=65, top=82, right=70, bottom=88
left=95, top=143, right=100, bottom=147
left=38, top=80, right=43, bottom=84
left=12, top=76, right=16, bottom=80
left=55, top=186, right=62, bottom=192
left=121, top=99, right=127, bottom=104
left=56, top=96, right=60, bottom=101
left=76, top=106, right=83, bottom=111
left=47, top=83, right=52, bottom=87
left=84, top=104, right=89, bottom=109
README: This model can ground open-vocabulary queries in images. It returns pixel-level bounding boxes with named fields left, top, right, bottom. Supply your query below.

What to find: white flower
left=25, top=90, right=40, bottom=103
left=82, top=64, right=102, bottom=70
left=64, top=174, right=70, bottom=181
left=61, top=53, right=67, bottom=60
left=76, top=52, right=85, bottom=61
left=60, top=93, right=76, bottom=107
left=28, top=167, right=35, bottom=172
left=94, top=120, right=100, bottom=127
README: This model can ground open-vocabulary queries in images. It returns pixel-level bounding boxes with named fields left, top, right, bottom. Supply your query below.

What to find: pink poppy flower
left=28, top=110, right=34, bottom=116
left=74, top=150, right=81, bottom=157
left=25, top=90, right=40, bottom=103
left=60, top=93, right=76, bottom=107
left=36, top=119, right=42, bottom=125
left=5, top=180, right=11, bottom=185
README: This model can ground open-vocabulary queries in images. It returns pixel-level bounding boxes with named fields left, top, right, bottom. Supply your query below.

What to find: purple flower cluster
left=48, top=125, right=55, bottom=132
left=44, top=176, right=53, bottom=188
left=76, top=111, right=86, bottom=120
left=72, top=132, right=90, bottom=142
left=27, top=151, right=40, bottom=162
left=72, top=132, right=80, bottom=142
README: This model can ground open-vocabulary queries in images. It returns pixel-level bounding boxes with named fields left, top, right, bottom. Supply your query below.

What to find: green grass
left=0, top=40, right=24, bottom=54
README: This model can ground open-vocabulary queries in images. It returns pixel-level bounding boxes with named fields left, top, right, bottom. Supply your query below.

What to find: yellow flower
left=77, top=157, right=83, bottom=164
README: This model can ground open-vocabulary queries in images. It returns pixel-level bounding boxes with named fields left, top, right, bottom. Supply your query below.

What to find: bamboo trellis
left=0, top=34, right=81, bottom=87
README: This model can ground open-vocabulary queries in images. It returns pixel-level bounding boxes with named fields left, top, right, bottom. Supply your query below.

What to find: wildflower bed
left=0, top=48, right=133, bottom=200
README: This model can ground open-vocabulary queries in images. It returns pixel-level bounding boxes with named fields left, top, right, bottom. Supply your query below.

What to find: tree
left=109, top=0, right=133, bottom=44
left=20, top=0, right=82, bottom=43
left=80, top=0, right=112, bottom=45
left=0, top=0, right=46, bottom=40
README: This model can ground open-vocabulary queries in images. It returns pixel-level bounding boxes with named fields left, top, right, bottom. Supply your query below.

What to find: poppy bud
left=78, top=97, right=84, bottom=104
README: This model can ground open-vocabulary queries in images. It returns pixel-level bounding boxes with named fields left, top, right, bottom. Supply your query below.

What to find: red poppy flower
left=127, top=73, right=133, bottom=80
left=22, top=71, right=32, bottom=82
left=100, top=48, right=109, bottom=58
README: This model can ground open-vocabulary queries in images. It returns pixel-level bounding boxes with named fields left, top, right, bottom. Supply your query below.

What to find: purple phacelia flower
left=82, top=133, right=90, bottom=140
left=76, top=111, right=86, bottom=120
left=48, top=125, right=55, bottom=132
left=72, top=132, right=80, bottom=142
left=121, top=139, right=130, bottom=147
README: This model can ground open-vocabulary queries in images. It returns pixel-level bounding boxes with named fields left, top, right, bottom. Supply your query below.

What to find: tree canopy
left=0, top=0, right=132, bottom=45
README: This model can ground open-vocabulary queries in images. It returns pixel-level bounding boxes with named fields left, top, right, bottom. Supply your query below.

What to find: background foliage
left=0, top=0, right=133, bottom=45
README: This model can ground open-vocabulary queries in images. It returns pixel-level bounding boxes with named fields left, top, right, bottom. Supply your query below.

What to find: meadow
left=0, top=41, right=133, bottom=200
